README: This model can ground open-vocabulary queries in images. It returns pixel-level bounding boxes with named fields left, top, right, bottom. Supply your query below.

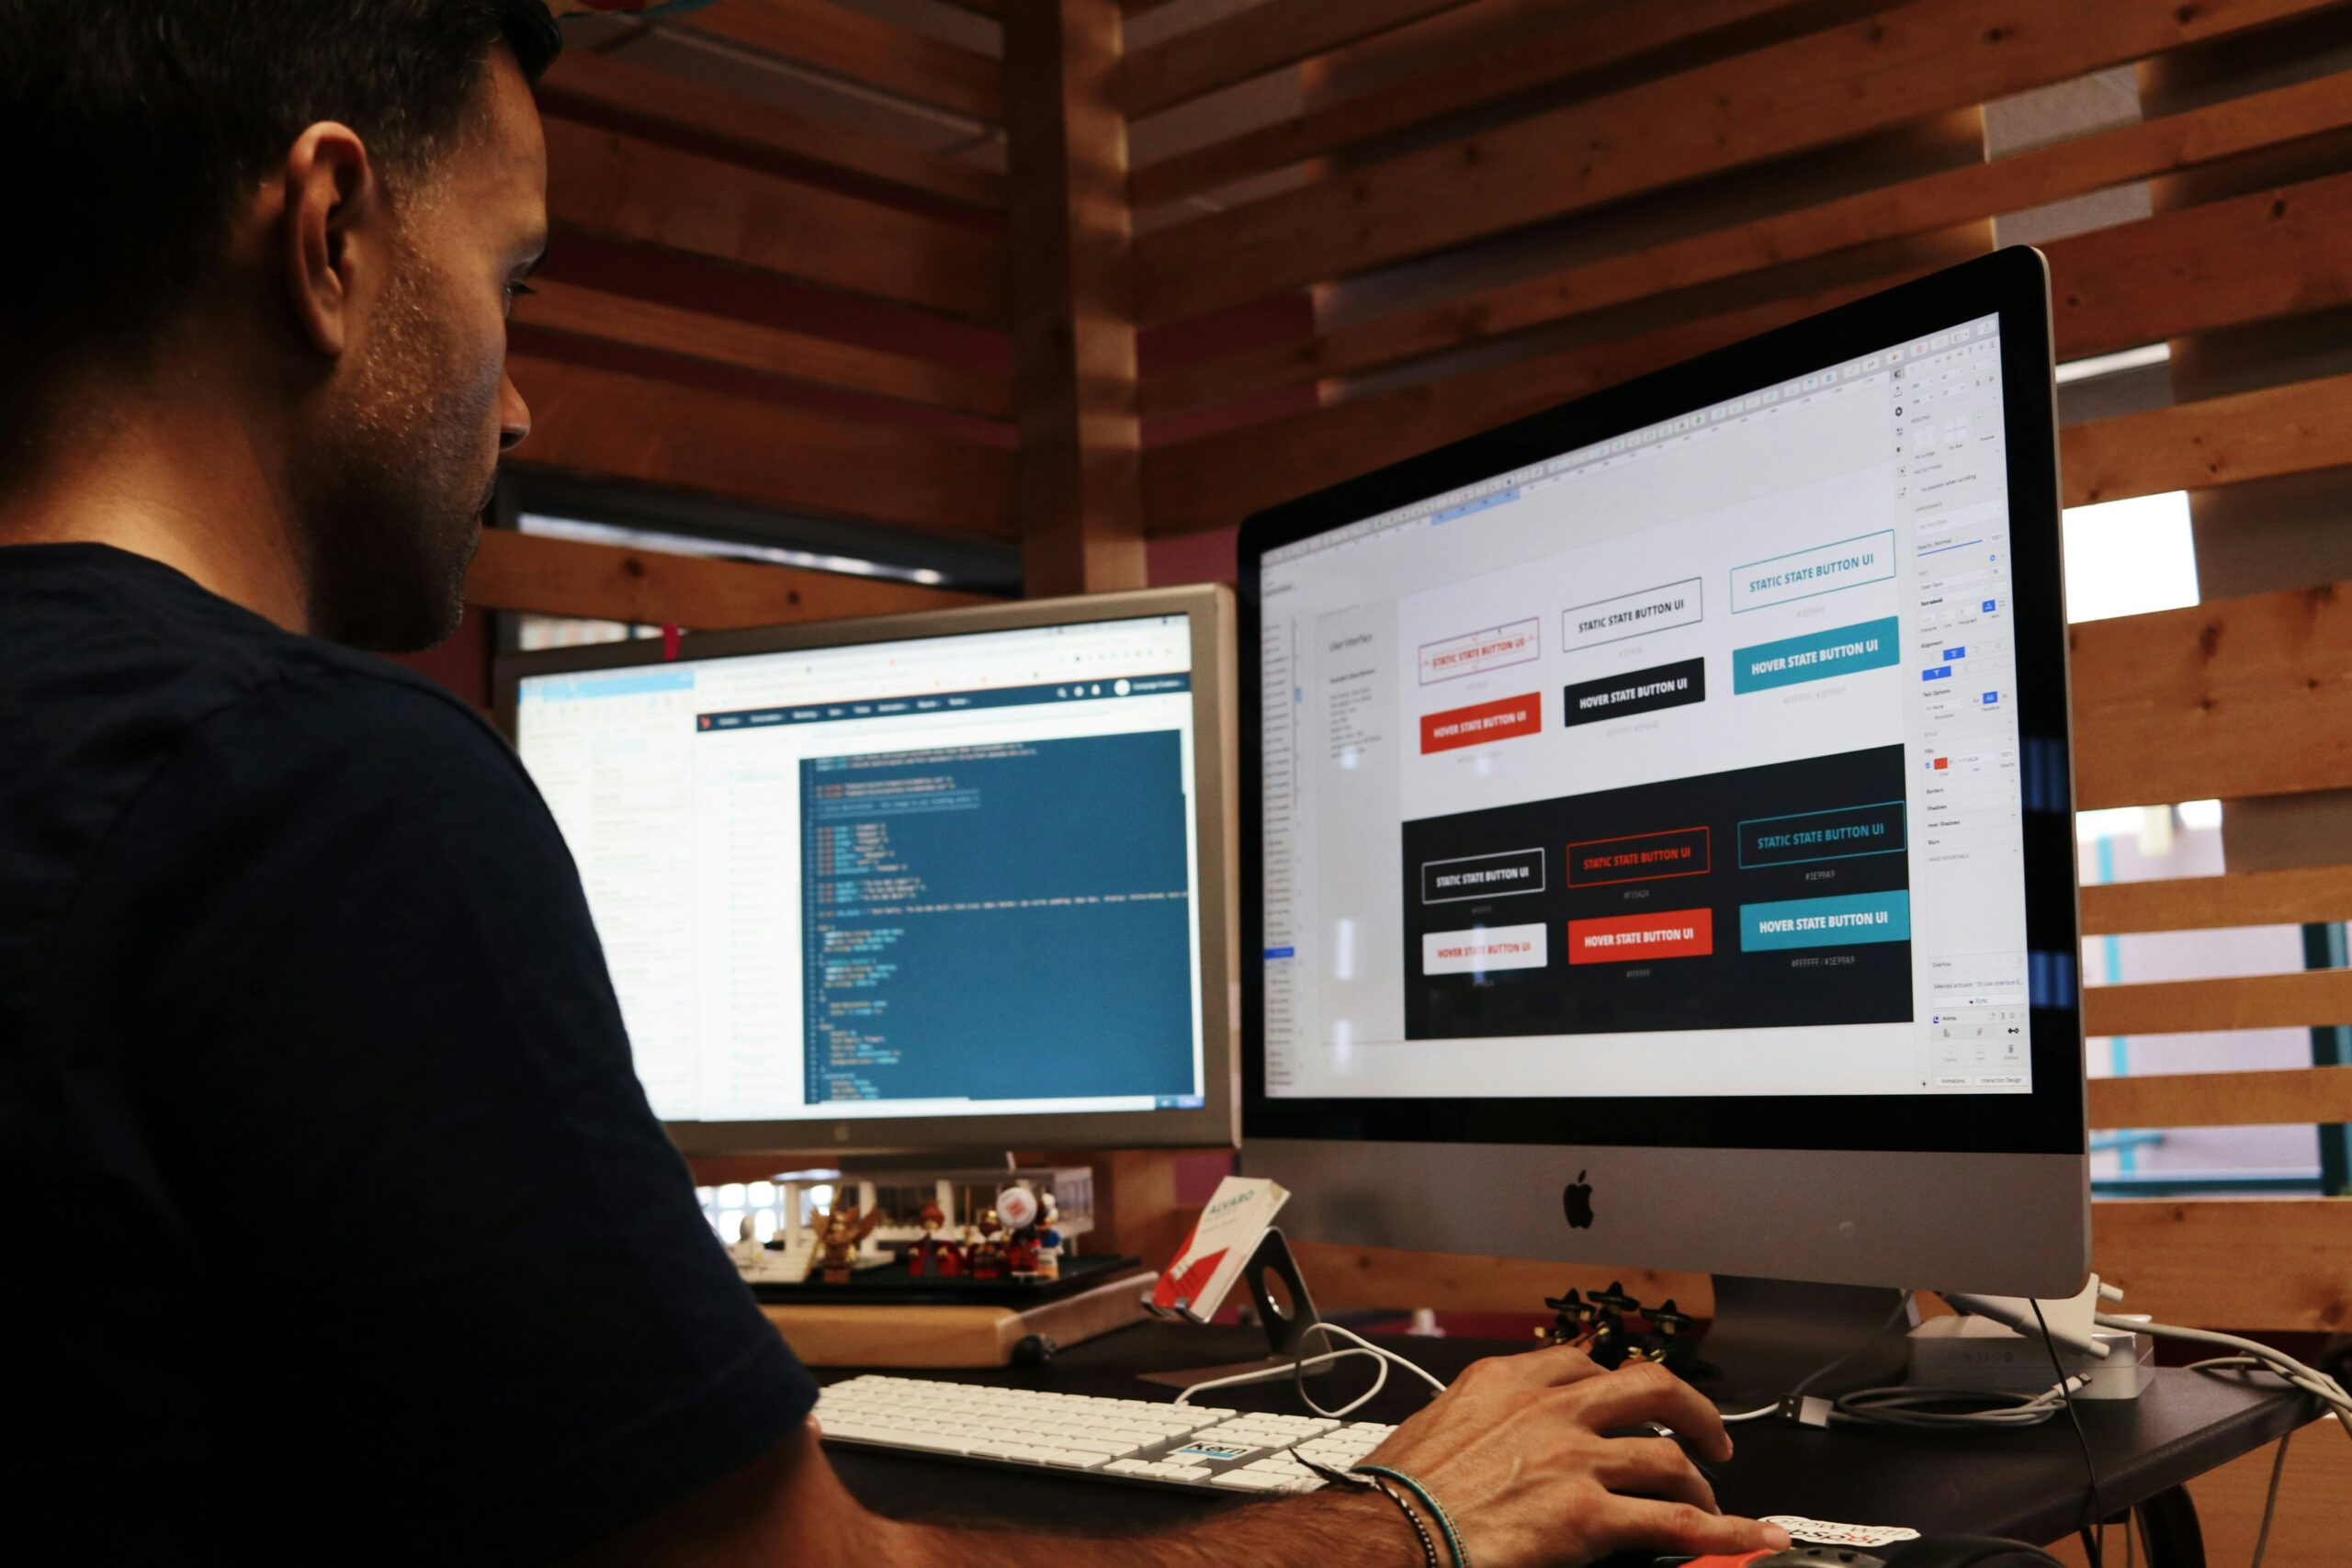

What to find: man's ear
left=280, top=122, right=379, bottom=359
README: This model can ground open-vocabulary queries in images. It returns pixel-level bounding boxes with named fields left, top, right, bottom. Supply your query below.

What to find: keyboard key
left=1142, top=1462, right=1210, bottom=1483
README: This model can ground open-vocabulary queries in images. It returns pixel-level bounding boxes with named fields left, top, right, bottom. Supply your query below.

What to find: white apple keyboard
left=814, top=1374, right=1395, bottom=1495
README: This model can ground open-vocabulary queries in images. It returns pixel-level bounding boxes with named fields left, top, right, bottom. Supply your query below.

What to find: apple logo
left=1562, top=1169, right=1594, bottom=1230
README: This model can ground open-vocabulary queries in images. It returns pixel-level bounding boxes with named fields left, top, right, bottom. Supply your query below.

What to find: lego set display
left=718, top=1167, right=1093, bottom=1294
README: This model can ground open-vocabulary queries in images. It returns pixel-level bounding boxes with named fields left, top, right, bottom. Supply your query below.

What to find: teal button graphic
left=1739, top=891, right=1912, bottom=952
left=1733, top=616, right=1901, bottom=694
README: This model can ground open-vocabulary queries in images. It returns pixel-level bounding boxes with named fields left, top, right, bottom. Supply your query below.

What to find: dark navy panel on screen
left=799, top=731, right=1194, bottom=1105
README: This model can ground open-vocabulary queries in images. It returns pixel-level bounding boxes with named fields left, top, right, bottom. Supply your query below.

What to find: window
left=492, top=475, right=1019, bottom=651
left=2063, top=465, right=2335, bottom=1194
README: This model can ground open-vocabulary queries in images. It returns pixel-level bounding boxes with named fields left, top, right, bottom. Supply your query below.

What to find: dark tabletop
left=820, top=1321, right=2317, bottom=1549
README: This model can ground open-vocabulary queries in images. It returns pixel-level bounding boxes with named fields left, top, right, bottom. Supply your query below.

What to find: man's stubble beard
left=288, top=243, right=501, bottom=653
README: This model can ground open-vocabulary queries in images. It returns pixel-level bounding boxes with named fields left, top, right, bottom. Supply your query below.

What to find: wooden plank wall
left=482, top=7, right=2352, bottom=1553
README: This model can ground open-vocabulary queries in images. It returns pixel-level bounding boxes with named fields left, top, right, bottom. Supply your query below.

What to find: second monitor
left=499, top=584, right=1238, bottom=1155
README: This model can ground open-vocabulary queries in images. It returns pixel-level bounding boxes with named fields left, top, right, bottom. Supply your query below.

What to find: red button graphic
left=1419, top=692, right=1543, bottom=753
left=1567, top=908, right=1713, bottom=964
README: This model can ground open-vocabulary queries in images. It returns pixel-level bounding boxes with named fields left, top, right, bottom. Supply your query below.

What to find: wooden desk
left=818, top=1321, right=2320, bottom=1563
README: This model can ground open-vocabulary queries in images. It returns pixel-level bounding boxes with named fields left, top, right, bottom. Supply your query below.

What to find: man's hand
left=1360, top=1346, right=1792, bottom=1568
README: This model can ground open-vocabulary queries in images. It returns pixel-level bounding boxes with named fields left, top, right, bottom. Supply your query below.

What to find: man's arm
left=580, top=1351, right=1792, bottom=1568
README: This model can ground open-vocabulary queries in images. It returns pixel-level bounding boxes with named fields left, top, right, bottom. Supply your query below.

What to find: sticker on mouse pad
left=1765, top=1516, right=1923, bottom=1549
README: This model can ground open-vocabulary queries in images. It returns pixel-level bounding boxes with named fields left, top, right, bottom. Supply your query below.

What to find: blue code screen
left=800, top=732, right=1195, bottom=1104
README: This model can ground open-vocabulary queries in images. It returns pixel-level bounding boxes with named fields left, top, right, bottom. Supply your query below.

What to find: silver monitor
left=1238, top=250, right=2087, bottom=1299
left=497, top=584, right=1238, bottom=1154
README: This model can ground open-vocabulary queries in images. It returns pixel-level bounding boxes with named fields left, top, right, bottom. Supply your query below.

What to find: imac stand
left=1693, top=1277, right=1915, bottom=1402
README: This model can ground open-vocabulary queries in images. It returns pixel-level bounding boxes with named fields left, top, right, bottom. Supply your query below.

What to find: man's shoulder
left=0, top=544, right=521, bottom=950
left=0, top=539, right=501, bottom=762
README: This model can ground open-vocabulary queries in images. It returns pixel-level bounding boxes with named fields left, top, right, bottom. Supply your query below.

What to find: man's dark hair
left=0, top=0, right=559, bottom=470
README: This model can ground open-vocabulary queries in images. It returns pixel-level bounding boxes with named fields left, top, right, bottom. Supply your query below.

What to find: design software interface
left=516, top=616, right=1208, bottom=1123
left=1261, top=317, right=2031, bottom=1101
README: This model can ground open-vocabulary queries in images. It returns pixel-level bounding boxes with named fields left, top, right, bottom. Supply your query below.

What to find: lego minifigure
left=909, top=1201, right=961, bottom=1279
left=729, top=1213, right=766, bottom=1273
left=1032, top=1193, right=1064, bottom=1280
left=966, top=1207, right=1006, bottom=1280
left=814, top=1196, right=882, bottom=1285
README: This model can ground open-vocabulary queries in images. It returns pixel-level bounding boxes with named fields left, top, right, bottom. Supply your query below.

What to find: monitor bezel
left=1237, top=246, right=2084, bottom=1158
left=493, top=582, right=1240, bottom=1155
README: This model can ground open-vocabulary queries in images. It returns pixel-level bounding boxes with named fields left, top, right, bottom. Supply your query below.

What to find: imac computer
left=1238, top=248, right=2086, bottom=1304
left=497, top=585, right=1238, bottom=1154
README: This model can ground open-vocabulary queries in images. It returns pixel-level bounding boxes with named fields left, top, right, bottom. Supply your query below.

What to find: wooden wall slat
left=684, top=0, right=1003, bottom=123
left=2088, top=1066, right=2352, bottom=1131
left=1152, top=358, right=2347, bottom=526
left=1144, top=164, right=2352, bottom=536
left=2053, top=164, right=2352, bottom=361
left=465, top=528, right=987, bottom=629
left=2083, top=970, right=2352, bottom=1037
left=539, top=50, right=1004, bottom=209
left=511, top=354, right=1015, bottom=540
left=1120, top=0, right=1473, bottom=120
left=1145, top=269, right=1926, bottom=535
left=2070, top=581, right=2352, bottom=812
left=2085, top=866, right=2352, bottom=936
left=1130, top=0, right=2339, bottom=327
left=1293, top=1199, right=2350, bottom=1328
left=1129, top=0, right=1804, bottom=210
left=544, top=119, right=1006, bottom=323
left=2094, top=1199, right=2350, bottom=1334
left=1141, top=72, right=2352, bottom=422
left=522, top=279, right=1013, bottom=421
left=2062, top=372, right=2352, bottom=508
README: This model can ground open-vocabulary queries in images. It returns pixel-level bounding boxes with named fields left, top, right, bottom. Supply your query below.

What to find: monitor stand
left=1136, top=1228, right=1336, bottom=1391
left=1690, top=1277, right=1913, bottom=1404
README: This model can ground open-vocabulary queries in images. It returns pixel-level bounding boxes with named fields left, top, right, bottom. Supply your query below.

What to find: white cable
left=1720, top=1403, right=1782, bottom=1424
left=1168, top=1345, right=1381, bottom=1406
left=2098, top=1315, right=2352, bottom=1447
left=1714, top=1290, right=1914, bottom=1425
left=2250, top=1427, right=2291, bottom=1568
left=1829, top=1374, right=2089, bottom=1432
left=1299, top=1323, right=1448, bottom=1419
left=1170, top=1321, right=1448, bottom=1420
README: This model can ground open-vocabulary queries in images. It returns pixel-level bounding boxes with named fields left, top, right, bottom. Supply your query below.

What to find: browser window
left=515, top=615, right=1207, bottom=1122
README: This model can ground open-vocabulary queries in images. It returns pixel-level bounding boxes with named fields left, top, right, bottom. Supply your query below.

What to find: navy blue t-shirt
left=0, top=544, right=814, bottom=1562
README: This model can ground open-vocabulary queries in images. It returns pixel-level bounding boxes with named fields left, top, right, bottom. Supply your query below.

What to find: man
left=0, top=3, right=1792, bottom=1562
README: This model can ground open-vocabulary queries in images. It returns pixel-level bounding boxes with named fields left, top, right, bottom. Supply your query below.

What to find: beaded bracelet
left=1295, top=1457, right=1439, bottom=1568
left=1351, top=1464, right=1470, bottom=1568
left=1364, top=1475, right=1442, bottom=1568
